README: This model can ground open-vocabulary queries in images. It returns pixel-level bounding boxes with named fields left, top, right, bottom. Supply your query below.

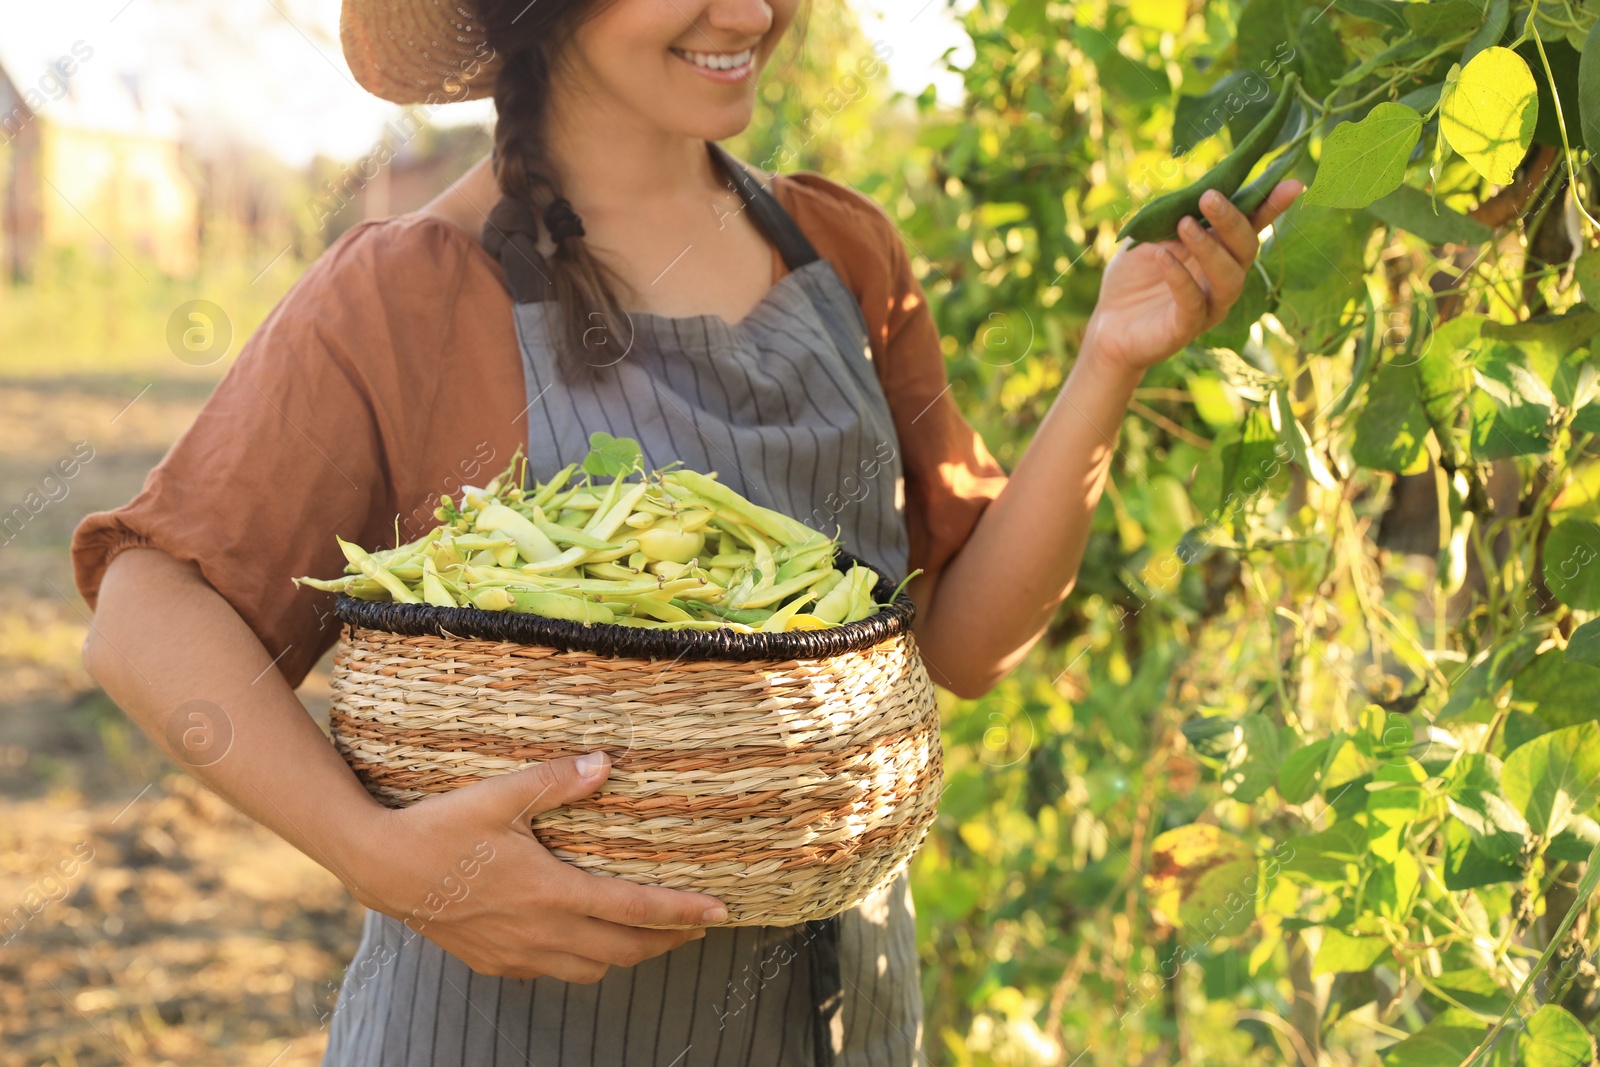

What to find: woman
left=71, top=0, right=1302, bottom=1063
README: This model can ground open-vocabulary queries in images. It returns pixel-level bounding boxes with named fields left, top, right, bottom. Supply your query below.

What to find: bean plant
left=873, top=0, right=1600, bottom=1063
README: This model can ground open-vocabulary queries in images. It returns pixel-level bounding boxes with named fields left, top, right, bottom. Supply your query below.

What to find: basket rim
left=331, top=546, right=915, bottom=662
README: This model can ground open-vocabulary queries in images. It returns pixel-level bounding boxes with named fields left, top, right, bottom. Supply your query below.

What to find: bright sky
left=1, top=0, right=973, bottom=167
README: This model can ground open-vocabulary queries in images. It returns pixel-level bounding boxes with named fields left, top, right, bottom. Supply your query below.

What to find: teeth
left=673, top=47, right=753, bottom=71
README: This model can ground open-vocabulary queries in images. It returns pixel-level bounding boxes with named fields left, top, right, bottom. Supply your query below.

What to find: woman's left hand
left=1083, top=180, right=1304, bottom=377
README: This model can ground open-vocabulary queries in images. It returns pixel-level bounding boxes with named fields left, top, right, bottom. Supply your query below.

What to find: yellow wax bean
left=581, top=538, right=641, bottom=564
left=469, top=587, right=514, bottom=611
left=529, top=462, right=578, bottom=509
left=337, top=537, right=421, bottom=603
left=736, top=567, right=836, bottom=609
left=810, top=565, right=861, bottom=624
left=475, top=502, right=564, bottom=563
left=590, top=483, right=649, bottom=541
left=292, top=575, right=352, bottom=592
left=761, top=591, right=816, bottom=632
left=508, top=589, right=614, bottom=624
left=586, top=561, right=642, bottom=581
left=421, top=556, right=457, bottom=607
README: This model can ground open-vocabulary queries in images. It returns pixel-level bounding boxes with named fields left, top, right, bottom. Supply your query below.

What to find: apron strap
left=706, top=140, right=821, bottom=273
left=482, top=141, right=819, bottom=305
left=482, top=195, right=556, bottom=304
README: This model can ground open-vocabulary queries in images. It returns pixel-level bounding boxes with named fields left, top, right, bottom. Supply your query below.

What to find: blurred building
left=0, top=46, right=199, bottom=281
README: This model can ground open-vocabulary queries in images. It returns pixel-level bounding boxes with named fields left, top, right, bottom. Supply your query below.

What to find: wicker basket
left=326, top=550, right=943, bottom=928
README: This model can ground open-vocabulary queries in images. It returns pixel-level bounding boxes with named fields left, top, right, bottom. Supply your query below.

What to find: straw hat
left=340, top=0, right=504, bottom=105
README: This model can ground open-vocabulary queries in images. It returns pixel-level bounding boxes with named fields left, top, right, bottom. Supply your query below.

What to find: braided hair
left=482, top=0, right=635, bottom=374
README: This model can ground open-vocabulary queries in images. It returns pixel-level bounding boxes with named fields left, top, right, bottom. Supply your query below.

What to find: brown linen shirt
left=70, top=170, right=1009, bottom=689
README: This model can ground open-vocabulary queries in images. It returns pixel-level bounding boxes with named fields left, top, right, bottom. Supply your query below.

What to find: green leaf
left=1313, top=929, right=1389, bottom=976
left=1482, top=308, right=1600, bottom=375
left=1402, top=0, right=1483, bottom=38
left=1278, top=737, right=1332, bottom=803
left=1336, top=0, right=1408, bottom=29
left=1221, top=714, right=1282, bottom=803
left=1144, top=824, right=1258, bottom=940
left=1512, top=649, right=1600, bottom=727
left=1281, top=819, right=1367, bottom=885
left=1366, top=185, right=1493, bottom=245
left=1443, top=817, right=1523, bottom=888
left=1517, top=1004, right=1597, bottom=1067
left=1575, top=252, right=1600, bottom=304
left=1351, top=362, right=1432, bottom=473
left=1383, top=1018, right=1491, bottom=1066
left=580, top=431, right=643, bottom=478
left=1200, top=265, right=1271, bottom=353
left=1515, top=40, right=1587, bottom=148
left=1561, top=617, right=1600, bottom=668
left=1469, top=345, right=1555, bottom=460
left=1428, top=970, right=1513, bottom=1020
left=1500, top=721, right=1600, bottom=837
left=1583, top=16, right=1600, bottom=155
left=1440, top=46, right=1540, bottom=185
left=1464, top=0, right=1510, bottom=63
left=1547, top=813, right=1600, bottom=862
left=1303, top=102, right=1423, bottom=208
left=1542, top=520, right=1600, bottom=609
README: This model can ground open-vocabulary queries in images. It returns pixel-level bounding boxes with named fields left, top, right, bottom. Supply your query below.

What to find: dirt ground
left=0, top=374, right=362, bottom=1067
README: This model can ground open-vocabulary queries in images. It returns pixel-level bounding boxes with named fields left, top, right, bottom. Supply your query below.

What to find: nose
left=703, top=0, right=773, bottom=41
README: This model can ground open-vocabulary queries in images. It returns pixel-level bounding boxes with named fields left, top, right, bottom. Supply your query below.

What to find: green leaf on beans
left=1401, top=0, right=1482, bottom=39
left=1500, top=721, right=1600, bottom=837
left=1566, top=618, right=1600, bottom=670
left=1541, top=520, right=1600, bottom=609
left=1440, top=47, right=1539, bottom=185
left=1365, top=185, right=1492, bottom=245
left=1312, top=929, right=1389, bottom=976
left=1303, top=103, right=1422, bottom=208
left=1517, top=1004, right=1597, bottom=1067
left=1144, top=824, right=1257, bottom=939
left=1582, top=17, right=1600, bottom=155
left=1575, top=252, right=1600, bottom=304
left=581, top=431, right=643, bottom=478
left=1382, top=1016, right=1491, bottom=1066
left=1350, top=362, right=1431, bottom=473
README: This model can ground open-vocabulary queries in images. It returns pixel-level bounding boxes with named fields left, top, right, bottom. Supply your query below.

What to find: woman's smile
left=669, top=45, right=757, bottom=82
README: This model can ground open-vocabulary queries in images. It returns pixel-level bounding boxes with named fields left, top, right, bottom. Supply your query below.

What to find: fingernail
left=577, top=751, right=607, bottom=778
left=1201, top=189, right=1223, bottom=211
left=1180, top=216, right=1200, bottom=236
left=701, top=906, right=727, bottom=924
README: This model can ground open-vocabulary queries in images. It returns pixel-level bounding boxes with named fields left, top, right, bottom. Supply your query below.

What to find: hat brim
left=341, top=0, right=503, bottom=106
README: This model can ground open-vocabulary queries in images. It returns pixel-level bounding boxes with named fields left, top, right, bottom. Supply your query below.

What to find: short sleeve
left=858, top=201, right=1009, bottom=578
left=70, top=217, right=473, bottom=689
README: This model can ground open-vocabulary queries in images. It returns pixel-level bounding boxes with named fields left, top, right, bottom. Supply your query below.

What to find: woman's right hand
left=342, top=750, right=725, bottom=983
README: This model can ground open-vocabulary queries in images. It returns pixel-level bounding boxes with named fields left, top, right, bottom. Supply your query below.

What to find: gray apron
left=321, top=140, right=922, bottom=1067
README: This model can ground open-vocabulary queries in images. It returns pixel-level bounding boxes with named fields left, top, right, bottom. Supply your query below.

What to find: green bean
left=475, top=502, right=564, bottom=563
left=508, top=589, right=613, bottom=624
left=736, top=567, right=836, bottom=610
left=1119, top=73, right=1300, bottom=244
left=528, top=462, right=577, bottom=509
left=1229, top=106, right=1310, bottom=217
left=421, top=556, right=457, bottom=607
left=761, top=591, right=818, bottom=632
left=529, top=508, right=615, bottom=550
left=663, top=470, right=830, bottom=550
left=337, top=537, right=421, bottom=603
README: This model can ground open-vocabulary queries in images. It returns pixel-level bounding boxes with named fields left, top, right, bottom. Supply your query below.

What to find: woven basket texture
left=326, top=571, right=943, bottom=927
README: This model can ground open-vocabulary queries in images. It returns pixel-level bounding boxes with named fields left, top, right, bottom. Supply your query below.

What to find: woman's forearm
left=915, top=340, right=1144, bottom=698
left=83, top=547, right=386, bottom=887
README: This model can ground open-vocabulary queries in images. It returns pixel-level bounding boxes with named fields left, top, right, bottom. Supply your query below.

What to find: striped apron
left=320, top=141, right=925, bottom=1067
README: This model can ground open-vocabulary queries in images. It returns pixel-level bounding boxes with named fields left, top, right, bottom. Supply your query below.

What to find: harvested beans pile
left=295, top=434, right=912, bottom=633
